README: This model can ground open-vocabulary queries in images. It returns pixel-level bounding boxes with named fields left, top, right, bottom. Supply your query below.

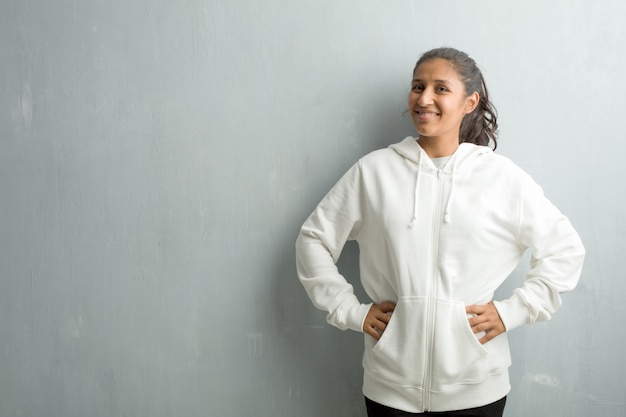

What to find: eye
left=436, top=86, right=450, bottom=93
left=411, top=84, right=424, bottom=92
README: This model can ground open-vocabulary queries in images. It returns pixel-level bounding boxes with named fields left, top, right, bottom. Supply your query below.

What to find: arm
left=295, top=162, right=372, bottom=332
left=492, top=177, right=585, bottom=332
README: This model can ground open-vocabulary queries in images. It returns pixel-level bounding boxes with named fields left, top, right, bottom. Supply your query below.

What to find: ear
left=464, top=92, right=480, bottom=114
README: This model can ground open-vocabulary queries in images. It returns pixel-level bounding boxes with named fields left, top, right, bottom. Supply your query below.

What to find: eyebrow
left=412, top=78, right=453, bottom=85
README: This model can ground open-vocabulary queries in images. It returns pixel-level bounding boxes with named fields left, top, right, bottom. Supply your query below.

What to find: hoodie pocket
left=430, top=300, right=509, bottom=391
left=363, top=297, right=428, bottom=386
left=362, top=298, right=510, bottom=389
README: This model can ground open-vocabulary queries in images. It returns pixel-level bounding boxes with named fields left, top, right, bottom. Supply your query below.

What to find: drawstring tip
left=443, top=213, right=451, bottom=223
left=408, top=217, right=416, bottom=228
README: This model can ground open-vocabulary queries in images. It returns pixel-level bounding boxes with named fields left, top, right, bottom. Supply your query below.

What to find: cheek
left=451, top=100, right=471, bottom=117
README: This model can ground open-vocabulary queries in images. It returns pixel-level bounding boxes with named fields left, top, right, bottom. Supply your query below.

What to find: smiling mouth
left=415, top=110, right=440, bottom=117
left=414, top=110, right=440, bottom=120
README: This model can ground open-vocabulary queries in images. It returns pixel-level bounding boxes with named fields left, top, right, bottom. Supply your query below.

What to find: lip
left=413, top=109, right=440, bottom=120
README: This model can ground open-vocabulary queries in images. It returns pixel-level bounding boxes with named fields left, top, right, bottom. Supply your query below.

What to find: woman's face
left=408, top=58, right=478, bottom=148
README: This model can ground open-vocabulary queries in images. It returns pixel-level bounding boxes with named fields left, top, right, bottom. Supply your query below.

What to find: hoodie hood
left=389, top=136, right=492, bottom=171
left=389, top=137, right=492, bottom=226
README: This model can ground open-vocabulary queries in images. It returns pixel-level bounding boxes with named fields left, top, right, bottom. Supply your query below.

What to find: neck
left=416, top=137, right=459, bottom=158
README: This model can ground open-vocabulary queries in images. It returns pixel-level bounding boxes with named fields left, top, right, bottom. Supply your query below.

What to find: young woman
left=295, top=47, right=585, bottom=416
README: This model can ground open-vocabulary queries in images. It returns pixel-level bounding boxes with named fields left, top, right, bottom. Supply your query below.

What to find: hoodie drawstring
left=410, top=158, right=455, bottom=227
left=390, top=137, right=490, bottom=229
left=443, top=165, right=455, bottom=224
left=408, top=161, right=422, bottom=228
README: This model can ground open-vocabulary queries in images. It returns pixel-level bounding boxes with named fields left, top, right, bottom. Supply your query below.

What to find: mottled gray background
left=1, top=1, right=624, bottom=416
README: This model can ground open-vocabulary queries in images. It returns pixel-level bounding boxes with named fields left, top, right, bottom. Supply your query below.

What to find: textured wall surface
left=1, top=1, right=624, bottom=416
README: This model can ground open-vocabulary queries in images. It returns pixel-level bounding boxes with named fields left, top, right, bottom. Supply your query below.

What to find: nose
left=417, top=87, right=434, bottom=106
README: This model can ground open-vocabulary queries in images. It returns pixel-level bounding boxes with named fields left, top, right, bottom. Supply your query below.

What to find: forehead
left=412, top=58, right=462, bottom=83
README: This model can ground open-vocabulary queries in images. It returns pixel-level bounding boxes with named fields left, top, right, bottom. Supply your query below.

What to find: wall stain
left=20, top=81, right=33, bottom=130
left=247, top=332, right=263, bottom=360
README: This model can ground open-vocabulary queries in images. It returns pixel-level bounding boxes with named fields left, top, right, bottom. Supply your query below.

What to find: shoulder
left=358, top=138, right=415, bottom=169
left=359, top=148, right=400, bottom=167
left=491, top=152, right=526, bottom=173
left=329, top=147, right=396, bottom=187
left=460, top=148, right=539, bottom=198
left=336, top=137, right=418, bottom=182
left=477, top=150, right=534, bottom=182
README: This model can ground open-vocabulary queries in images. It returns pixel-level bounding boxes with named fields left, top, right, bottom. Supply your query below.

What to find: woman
left=295, top=47, right=585, bottom=416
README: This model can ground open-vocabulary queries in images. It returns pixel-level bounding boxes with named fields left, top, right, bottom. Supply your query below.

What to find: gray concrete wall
left=1, top=1, right=624, bottom=415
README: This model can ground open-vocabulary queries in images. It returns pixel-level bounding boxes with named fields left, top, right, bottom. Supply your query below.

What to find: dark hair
left=414, top=47, right=499, bottom=150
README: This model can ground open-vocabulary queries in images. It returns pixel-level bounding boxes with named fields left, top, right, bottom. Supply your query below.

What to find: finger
left=379, top=301, right=396, bottom=313
left=374, top=315, right=390, bottom=330
left=364, top=323, right=381, bottom=340
left=364, top=302, right=397, bottom=340
left=479, top=320, right=506, bottom=344
left=367, top=329, right=381, bottom=340
left=467, top=309, right=492, bottom=327
left=465, top=304, right=486, bottom=315
left=375, top=311, right=392, bottom=324
left=467, top=314, right=484, bottom=327
left=364, top=320, right=382, bottom=339
left=478, top=333, right=492, bottom=345
left=479, top=328, right=501, bottom=344
left=470, top=321, right=492, bottom=334
left=470, top=311, right=499, bottom=331
left=365, top=321, right=389, bottom=340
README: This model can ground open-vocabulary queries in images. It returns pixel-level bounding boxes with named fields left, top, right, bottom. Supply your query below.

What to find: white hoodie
left=295, top=137, right=585, bottom=413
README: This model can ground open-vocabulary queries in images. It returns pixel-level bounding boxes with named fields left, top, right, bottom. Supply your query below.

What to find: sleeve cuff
left=327, top=299, right=372, bottom=333
left=493, top=295, right=531, bottom=332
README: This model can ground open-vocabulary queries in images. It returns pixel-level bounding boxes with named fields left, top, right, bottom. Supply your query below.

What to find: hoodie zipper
left=422, top=168, right=445, bottom=411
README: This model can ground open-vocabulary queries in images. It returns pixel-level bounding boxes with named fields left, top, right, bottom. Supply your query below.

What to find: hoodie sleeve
left=493, top=175, right=585, bottom=332
left=295, top=161, right=372, bottom=332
